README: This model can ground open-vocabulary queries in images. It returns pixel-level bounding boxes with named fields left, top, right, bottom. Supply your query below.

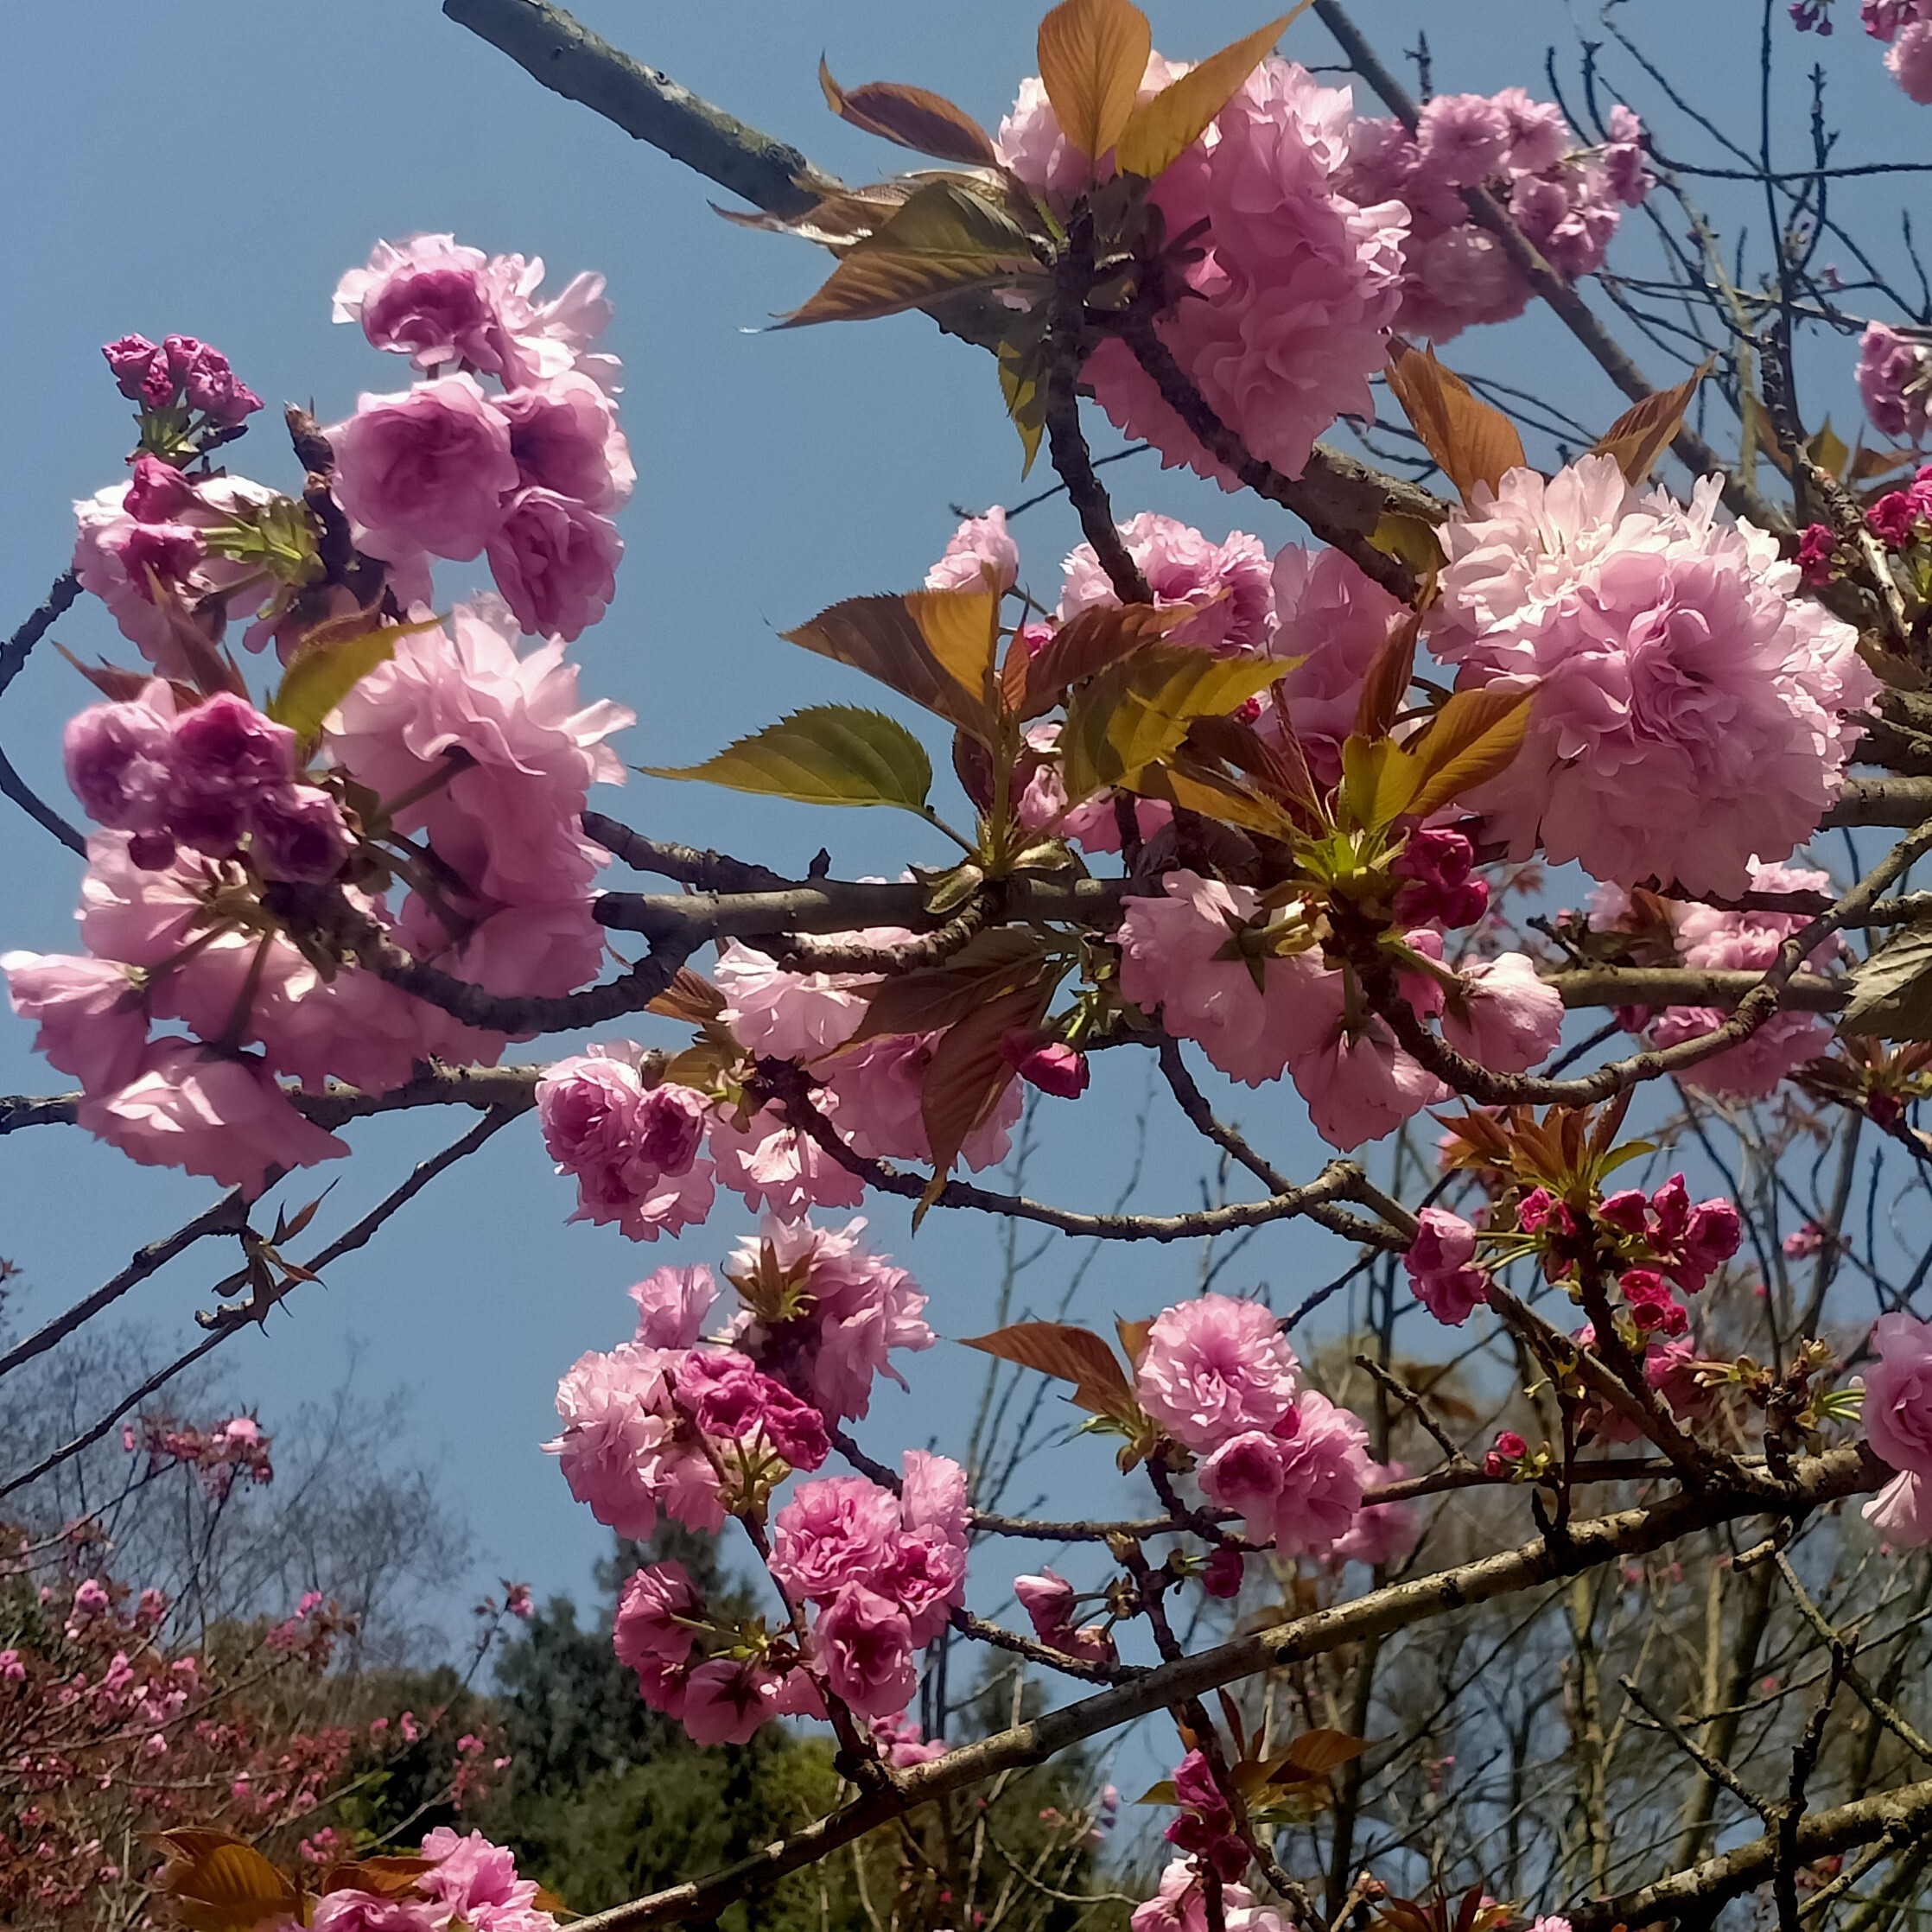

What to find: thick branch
left=571, top=1444, right=1882, bottom=1931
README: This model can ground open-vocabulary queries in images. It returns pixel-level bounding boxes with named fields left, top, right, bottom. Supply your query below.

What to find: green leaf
left=267, top=616, right=439, bottom=747
left=780, top=179, right=1040, bottom=327
left=1115, top=8, right=1306, bottom=180
left=1338, top=734, right=1420, bottom=833
left=1842, top=928, right=1932, bottom=1039
left=1059, top=646, right=1286, bottom=804
left=1036, top=0, right=1153, bottom=164
left=643, top=706, right=933, bottom=814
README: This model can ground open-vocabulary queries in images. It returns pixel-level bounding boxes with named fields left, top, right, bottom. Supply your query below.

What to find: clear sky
left=0, top=0, right=1921, bottom=1700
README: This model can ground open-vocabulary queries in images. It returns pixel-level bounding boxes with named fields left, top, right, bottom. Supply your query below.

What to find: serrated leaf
left=1187, top=710, right=1325, bottom=825
left=272, top=616, right=441, bottom=747
left=1842, top=928, right=1932, bottom=1039
left=845, top=929, right=1052, bottom=1045
left=780, top=179, right=1039, bottom=327
left=1022, top=603, right=1194, bottom=717
left=1122, top=758, right=1301, bottom=840
left=643, top=706, right=933, bottom=814
left=1115, top=8, right=1305, bottom=179
left=1059, top=646, right=1286, bottom=803
left=152, top=1830, right=298, bottom=1932
left=784, top=594, right=998, bottom=736
left=649, top=968, right=727, bottom=1024
left=1385, top=343, right=1526, bottom=505
left=1404, top=685, right=1534, bottom=820
left=1591, top=359, right=1711, bottom=485
left=1037, top=0, right=1152, bottom=164
left=1338, top=734, right=1421, bottom=833
left=320, top=1856, right=432, bottom=1897
left=906, top=588, right=1002, bottom=725
left=959, top=1318, right=1136, bottom=1417
left=920, top=982, right=1045, bottom=1197
left=819, top=60, right=999, bottom=165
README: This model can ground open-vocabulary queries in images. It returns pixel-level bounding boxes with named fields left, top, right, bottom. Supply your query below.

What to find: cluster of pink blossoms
left=1861, top=1312, right=1932, bottom=1543
left=1339, top=92, right=1649, bottom=341
left=1858, top=321, right=1932, bottom=442
left=306, top=1827, right=557, bottom=1932
left=548, top=1220, right=933, bottom=1543
left=1589, top=866, right=1840, bottom=1097
left=328, top=233, right=630, bottom=641
left=1131, top=1859, right=1293, bottom=1932
left=1430, top=454, right=1876, bottom=898
left=1116, top=869, right=1560, bottom=1149
left=999, top=55, right=1408, bottom=488
left=1840, top=1, right=1932, bottom=101
left=121, top=1411, right=272, bottom=1500
left=1134, top=1293, right=1376, bottom=1557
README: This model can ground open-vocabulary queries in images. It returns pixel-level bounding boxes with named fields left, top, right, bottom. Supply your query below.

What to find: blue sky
left=0, top=0, right=1922, bottom=1711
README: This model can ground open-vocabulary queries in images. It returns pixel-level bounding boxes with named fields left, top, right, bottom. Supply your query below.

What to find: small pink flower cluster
left=1164, top=1748, right=1248, bottom=1878
left=1339, top=92, right=1649, bottom=341
left=1858, top=323, right=1932, bottom=442
left=1867, top=466, right=1932, bottom=546
left=1130, top=1859, right=1293, bottom=1932
left=548, top=1222, right=931, bottom=1535
left=998, top=55, right=1408, bottom=487
left=536, top=1052, right=715, bottom=1241
left=102, top=332, right=262, bottom=429
left=328, top=233, right=631, bottom=640
left=62, top=686, right=349, bottom=882
left=1405, top=1206, right=1491, bottom=1325
left=73, top=455, right=299, bottom=680
left=1134, top=1293, right=1374, bottom=1557
left=311, top=1827, right=557, bottom=1932
left=1595, top=1174, right=1742, bottom=1331
left=1116, top=871, right=1560, bottom=1148
left=1014, top=1568, right=1116, bottom=1663
left=1058, top=513, right=1277, bottom=656
left=1861, top=1312, right=1932, bottom=1543
left=1431, top=455, right=1876, bottom=897
left=1595, top=863, right=1840, bottom=1097
left=122, top=1411, right=273, bottom=1501
left=1858, top=2, right=1932, bottom=101
left=770, top=1453, right=969, bottom=1714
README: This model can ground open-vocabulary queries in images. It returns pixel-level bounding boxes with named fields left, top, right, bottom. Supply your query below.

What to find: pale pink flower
left=75, top=1040, right=347, bottom=1193
left=870, top=1710, right=948, bottom=1768
left=1441, top=952, right=1563, bottom=1072
left=1858, top=322, right=1932, bottom=442
left=64, top=689, right=181, bottom=836
left=1417, top=92, right=1514, bottom=187
left=1058, top=514, right=1276, bottom=654
left=708, top=1103, right=866, bottom=1221
left=1404, top=1207, right=1490, bottom=1325
left=310, top=1893, right=448, bottom=1932
left=486, top=487, right=623, bottom=643
left=328, top=373, right=518, bottom=560
left=994, top=76, right=1090, bottom=202
left=497, top=372, right=634, bottom=511
left=822, top=1029, right=1023, bottom=1171
left=1066, top=60, right=1409, bottom=487
left=419, top=1827, right=548, bottom=1929
left=1889, top=20, right=1932, bottom=99
left=1863, top=1312, right=1932, bottom=1478
left=333, top=234, right=504, bottom=371
left=714, top=941, right=882, bottom=1059
left=1330, top=1459, right=1420, bottom=1569
left=1280, top=958, right=1450, bottom=1148
left=2, top=952, right=148, bottom=1095
left=928, top=507, right=1020, bottom=593
left=680, top=1657, right=790, bottom=1746
left=1134, top=1293, right=1300, bottom=1454
left=1865, top=1470, right=1932, bottom=1544
left=613, top=1560, right=702, bottom=1672
left=631, top=1265, right=718, bottom=1348
left=1429, top=455, right=1877, bottom=896
left=1267, top=544, right=1408, bottom=782
left=813, top=1585, right=918, bottom=1718
left=1265, top=1391, right=1372, bottom=1557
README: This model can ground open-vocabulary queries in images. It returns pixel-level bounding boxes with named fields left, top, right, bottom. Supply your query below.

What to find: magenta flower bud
left=102, top=334, right=162, bottom=398
left=120, top=523, right=205, bottom=599
left=161, top=334, right=206, bottom=375
left=1002, top=1032, right=1089, bottom=1098
left=1200, top=1547, right=1244, bottom=1598
left=1649, top=1173, right=1692, bottom=1242
left=171, top=792, right=246, bottom=859
left=179, top=343, right=263, bottom=425
left=124, top=454, right=196, bottom=524
left=171, top=694, right=296, bottom=798
left=1012, top=1570, right=1077, bottom=1640
left=247, top=785, right=353, bottom=883
left=634, top=1083, right=708, bottom=1177
left=1681, top=1198, right=1743, bottom=1274
left=1403, top=1206, right=1489, bottom=1325
left=64, top=698, right=175, bottom=832
left=1598, top=1188, right=1649, bottom=1235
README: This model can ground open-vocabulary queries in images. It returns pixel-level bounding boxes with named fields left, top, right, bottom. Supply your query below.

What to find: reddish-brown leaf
left=1021, top=603, right=1193, bottom=717
left=819, top=60, right=999, bottom=165
left=151, top=1830, right=299, bottom=1932
left=919, top=982, right=1045, bottom=1192
left=783, top=593, right=993, bottom=736
left=1589, top=359, right=1711, bottom=484
left=1279, top=1728, right=1370, bottom=1776
left=1037, top=0, right=1153, bottom=163
left=1352, top=609, right=1423, bottom=741
left=845, top=930, right=1051, bottom=1045
left=1384, top=343, right=1526, bottom=505
left=648, top=969, right=727, bottom=1024
left=959, top=1319, right=1136, bottom=1416
left=1115, top=1315, right=1155, bottom=1366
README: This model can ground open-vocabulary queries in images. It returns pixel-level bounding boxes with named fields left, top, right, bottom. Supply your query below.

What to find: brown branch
left=0, top=568, right=79, bottom=698
left=569, top=1444, right=1883, bottom=1931
left=583, top=810, right=791, bottom=892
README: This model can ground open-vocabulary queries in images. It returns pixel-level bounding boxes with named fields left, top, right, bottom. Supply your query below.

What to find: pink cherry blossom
left=1865, top=1470, right=1932, bottom=1544
left=1404, top=1208, right=1490, bottom=1325
left=333, top=233, right=503, bottom=370
left=1429, top=455, right=1877, bottom=896
left=64, top=691, right=177, bottom=834
left=1858, top=322, right=1932, bottom=442
left=310, top=1891, right=449, bottom=1932
left=709, top=1103, right=867, bottom=1221
left=1889, top=19, right=1932, bottom=99
left=486, top=487, right=623, bottom=642
left=631, top=1265, right=718, bottom=1347
left=680, top=1657, right=791, bottom=1746
left=714, top=941, right=883, bottom=1059
left=2, top=952, right=149, bottom=1095
left=1863, top=1312, right=1932, bottom=1478
left=1134, top=1293, right=1300, bottom=1454
left=813, top=1584, right=918, bottom=1718
left=770, top=1475, right=904, bottom=1602
left=822, top=1030, right=1022, bottom=1171
left=1058, top=513, right=1276, bottom=655
left=75, top=1040, right=348, bottom=1194
left=675, top=1350, right=830, bottom=1471
left=1331, top=1460, right=1420, bottom=1569
left=1441, top=952, right=1564, bottom=1072
left=1267, top=544, right=1408, bottom=783
left=328, top=373, right=519, bottom=560
left=927, top=507, right=1020, bottom=593
left=497, top=372, right=634, bottom=510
